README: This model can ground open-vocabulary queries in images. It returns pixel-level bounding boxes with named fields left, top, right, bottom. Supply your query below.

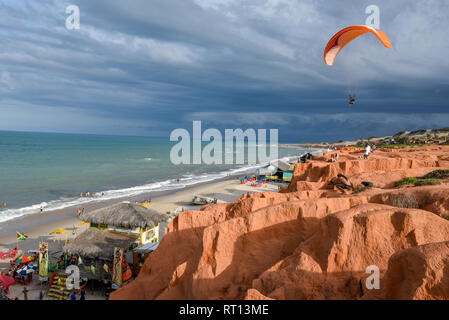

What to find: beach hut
left=63, top=228, right=139, bottom=261
left=256, top=164, right=277, bottom=176
left=79, top=201, right=169, bottom=246
left=58, top=202, right=170, bottom=294
left=257, top=160, right=294, bottom=182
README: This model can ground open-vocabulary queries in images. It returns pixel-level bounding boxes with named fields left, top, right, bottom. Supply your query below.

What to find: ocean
left=0, top=130, right=318, bottom=224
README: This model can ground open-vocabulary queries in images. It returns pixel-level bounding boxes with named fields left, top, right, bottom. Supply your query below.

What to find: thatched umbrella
left=81, top=201, right=169, bottom=229
left=63, top=228, right=137, bottom=260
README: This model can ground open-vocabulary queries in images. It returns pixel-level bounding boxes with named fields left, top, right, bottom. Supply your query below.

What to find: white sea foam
left=0, top=164, right=259, bottom=225
left=0, top=148, right=324, bottom=225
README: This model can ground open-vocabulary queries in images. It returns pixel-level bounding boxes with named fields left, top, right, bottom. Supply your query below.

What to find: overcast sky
left=0, top=0, right=448, bottom=142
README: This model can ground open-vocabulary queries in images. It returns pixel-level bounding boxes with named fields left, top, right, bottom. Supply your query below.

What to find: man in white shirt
left=364, top=144, right=371, bottom=159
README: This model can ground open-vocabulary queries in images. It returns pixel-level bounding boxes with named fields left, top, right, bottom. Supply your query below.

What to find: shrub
left=414, top=178, right=441, bottom=186
left=352, top=186, right=367, bottom=194
left=421, top=170, right=449, bottom=179
left=395, top=177, right=418, bottom=187
left=396, top=176, right=442, bottom=187
left=390, top=194, right=419, bottom=209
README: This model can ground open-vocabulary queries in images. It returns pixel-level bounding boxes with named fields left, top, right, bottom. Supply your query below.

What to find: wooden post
left=23, top=287, right=29, bottom=300
left=133, top=252, right=139, bottom=276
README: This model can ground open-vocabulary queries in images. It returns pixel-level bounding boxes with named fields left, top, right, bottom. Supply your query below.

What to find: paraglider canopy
left=324, top=25, right=391, bottom=66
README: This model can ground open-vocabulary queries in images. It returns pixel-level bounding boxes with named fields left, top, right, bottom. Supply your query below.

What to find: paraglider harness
left=348, top=94, right=356, bottom=106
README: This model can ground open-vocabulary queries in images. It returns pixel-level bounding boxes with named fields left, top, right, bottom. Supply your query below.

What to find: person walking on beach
left=40, top=206, right=43, bottom=214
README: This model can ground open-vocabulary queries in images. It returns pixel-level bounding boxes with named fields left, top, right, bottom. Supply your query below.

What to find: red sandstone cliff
left=111, top=146, right=449, bottom=300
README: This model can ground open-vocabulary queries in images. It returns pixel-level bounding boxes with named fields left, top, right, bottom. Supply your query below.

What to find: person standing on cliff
left=364, top=144, right=371, bottom=159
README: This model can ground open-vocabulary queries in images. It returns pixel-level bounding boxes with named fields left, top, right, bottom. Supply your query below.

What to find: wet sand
left=0, top=176, right=281, bottom=253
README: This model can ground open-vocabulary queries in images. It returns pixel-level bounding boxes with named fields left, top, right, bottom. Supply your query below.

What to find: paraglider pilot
left=348, top=94, right=356, bottom=106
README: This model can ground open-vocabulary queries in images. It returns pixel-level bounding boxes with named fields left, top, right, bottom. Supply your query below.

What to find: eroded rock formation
left=111, top=146, right=449, bottom=300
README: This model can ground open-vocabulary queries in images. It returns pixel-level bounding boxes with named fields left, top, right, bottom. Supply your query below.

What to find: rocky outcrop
left=111, top=146, right=449, bottom=300
left=362, top=241, right=449, bottom=300
left=251, top=204, right=449, bottom=300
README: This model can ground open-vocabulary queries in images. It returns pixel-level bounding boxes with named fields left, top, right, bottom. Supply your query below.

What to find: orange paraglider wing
left=324, top=25, right=391, bottom=66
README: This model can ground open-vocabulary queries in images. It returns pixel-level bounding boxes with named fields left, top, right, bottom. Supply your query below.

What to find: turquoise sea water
left=0, top=130, right=317, bottom=223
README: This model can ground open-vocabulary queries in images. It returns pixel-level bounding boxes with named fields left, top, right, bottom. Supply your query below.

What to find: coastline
left=0, top=147, right=323, bottom=241
left=0, top=174, right=281, bottom=246
left=110, top=145, right=449, bottom=300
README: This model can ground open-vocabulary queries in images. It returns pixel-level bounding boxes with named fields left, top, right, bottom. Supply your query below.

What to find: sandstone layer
left=111, top=146, right=449, bottom=300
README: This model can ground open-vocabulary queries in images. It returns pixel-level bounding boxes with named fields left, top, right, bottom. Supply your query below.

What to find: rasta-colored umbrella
left=13, top=254, right=31, bottom=264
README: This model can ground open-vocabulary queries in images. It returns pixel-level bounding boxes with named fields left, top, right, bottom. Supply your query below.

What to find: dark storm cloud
left=0, top=0, right=448, bottom=141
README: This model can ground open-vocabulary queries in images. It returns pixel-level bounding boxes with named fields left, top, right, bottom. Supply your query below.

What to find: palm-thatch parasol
left=63, top=228, right=137, bottom=260
left=81, top=201, right=169, bottom=229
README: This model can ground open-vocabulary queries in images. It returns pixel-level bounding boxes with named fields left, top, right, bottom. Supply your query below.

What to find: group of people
left=80, top=192, right=105, bottom=198
left=328, top=174, right=374, bottom=194
left=3, top=252, right=39, bottom=292
left=328, top=174, right=353, bottom=194
left=57, top=254, right=80, bottom=269
left=69, top=288, right=86, bottom=300
left=329, top=153, right=339, bottom=162
left=299, top=152, right=314, bottom=163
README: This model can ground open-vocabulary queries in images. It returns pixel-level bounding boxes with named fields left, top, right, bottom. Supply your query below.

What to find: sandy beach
left=0, top=174, right=282, bottom=299
left=0, top=176, right=281, bottom=245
